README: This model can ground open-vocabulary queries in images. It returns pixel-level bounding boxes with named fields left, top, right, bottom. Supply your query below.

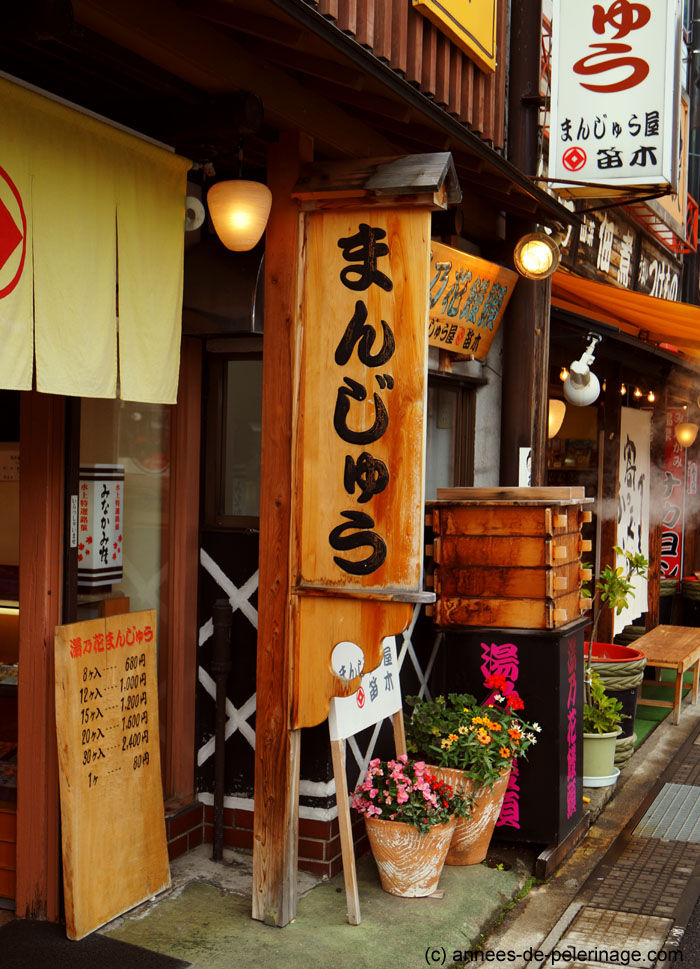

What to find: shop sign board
left=78, top=464, right=124, bottom=589
left=646, top=92, right=689, bottom=242
left=293, top=208, right=430, bottom=728
left=412, top=0, right=497, bottom=73
left=661, top=408, right=686, bottom=578
left=636, top=233, right=681, bottom=299
left=54, top=610, right=170, bottom=939
left=328, top=637, right=400, bottom=743
left=560, top=206, right=682, bottom=298
left=549, top=0, right=682, bottom=196
left=427, top=241, right=517, bottom=358
left=443, top=624, right=584, bottom=845
left=616, top=407, right=651, bottom=635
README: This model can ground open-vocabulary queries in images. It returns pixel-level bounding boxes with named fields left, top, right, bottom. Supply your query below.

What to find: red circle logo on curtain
left=0, top=166, right=27, bottom=299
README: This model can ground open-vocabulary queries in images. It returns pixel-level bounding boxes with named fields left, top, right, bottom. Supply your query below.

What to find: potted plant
left=583, top=545, right=649, bottom=769
left=404, top=676, right=541, bottom=865
left=583, top=669, right=626, bottom=786
left=351, top=755, right=470, bottom=897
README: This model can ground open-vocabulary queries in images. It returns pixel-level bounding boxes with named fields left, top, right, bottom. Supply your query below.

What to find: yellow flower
left=431, top=726, right=440, bottom=735
left=458, top=726, right=469, bottom=735
left=499, top=747, right=511, bottom=758
left=441, top=737, right=453, bottom=749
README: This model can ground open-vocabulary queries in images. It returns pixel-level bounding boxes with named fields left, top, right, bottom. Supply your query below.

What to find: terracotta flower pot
left=364, top=815, right=456, bottom=897
left=429, top=766, right=511, bottom=866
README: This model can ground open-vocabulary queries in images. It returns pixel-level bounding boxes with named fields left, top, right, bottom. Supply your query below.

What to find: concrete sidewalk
left=102, top=702, right=700, bottom=968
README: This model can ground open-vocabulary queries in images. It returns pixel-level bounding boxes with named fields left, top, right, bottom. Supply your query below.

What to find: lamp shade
left=207, top=180, right=272, bottom=251
left=548, top=399, right=566, bottom=439
left=513, top=232, right=561, bottom=280
left=563, top=360, right=600, bottom=406
left=675, top=422, right=699, bottom=448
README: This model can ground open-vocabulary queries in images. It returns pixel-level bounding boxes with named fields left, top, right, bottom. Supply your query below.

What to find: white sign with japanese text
left=615, top=407, right=650, bottom=635
left=328, top=637, right=401, bottom=741
left=549, top=0, right=681, bottom=195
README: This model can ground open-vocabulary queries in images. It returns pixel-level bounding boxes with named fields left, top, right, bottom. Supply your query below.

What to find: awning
left=0, top=75, right=190, bottom=404
left=552, top=270, right=700, bottom=365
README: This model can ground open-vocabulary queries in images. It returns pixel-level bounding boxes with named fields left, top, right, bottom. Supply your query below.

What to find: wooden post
left=16, top=391, right=64, bottom=920
left=162, top=337, right=202, bottom=802
left=252, top=131, right=313, bottom=927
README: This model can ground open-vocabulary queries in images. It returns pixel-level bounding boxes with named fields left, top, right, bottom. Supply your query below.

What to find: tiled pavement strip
left=483, top=707, right=700, bottom=969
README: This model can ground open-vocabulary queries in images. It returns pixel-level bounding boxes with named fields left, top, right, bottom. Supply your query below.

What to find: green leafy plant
left=583, top=545, right=649, bottom=651
left=351, top=755, right=470, bottom=833
left=583, top=669, right=626, bottom=734
left=404, top=677, right=541, bottom=790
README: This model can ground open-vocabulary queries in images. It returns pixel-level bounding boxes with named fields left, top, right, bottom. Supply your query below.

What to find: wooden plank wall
left=314, top=0, right=507, bottom=148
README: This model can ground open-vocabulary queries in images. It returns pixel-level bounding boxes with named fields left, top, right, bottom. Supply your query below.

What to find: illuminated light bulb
left=648, top=391, right=655, bottom=403
left=620, top=383, right=627, bottom=395
left=559, top=367, right=569, bottom=381
left=634, top=387, right=642, bottom=398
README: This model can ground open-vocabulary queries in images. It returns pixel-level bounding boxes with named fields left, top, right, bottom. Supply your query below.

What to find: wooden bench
left=634, top=625, right=700, bottom=725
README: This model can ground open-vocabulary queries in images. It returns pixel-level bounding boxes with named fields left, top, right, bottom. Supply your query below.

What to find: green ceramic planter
left=583, top=729, right=622, bottom=787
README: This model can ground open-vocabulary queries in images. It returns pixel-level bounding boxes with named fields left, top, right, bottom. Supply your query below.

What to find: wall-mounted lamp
left=562, top=332, right=602, bottom=407
left=207, top=179, right=272, bottom=251
left=548, top=399, right=566, bottom=438
left=513, top=229, right=563, bottom=280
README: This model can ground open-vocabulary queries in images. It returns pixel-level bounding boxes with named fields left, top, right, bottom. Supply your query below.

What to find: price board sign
left=54, top=610, right=170, bottom=939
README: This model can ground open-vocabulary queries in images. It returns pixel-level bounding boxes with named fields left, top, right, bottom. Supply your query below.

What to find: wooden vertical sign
left=291, top=205, right=434, bottom=728
left=55, top=610, right=170, bottom=939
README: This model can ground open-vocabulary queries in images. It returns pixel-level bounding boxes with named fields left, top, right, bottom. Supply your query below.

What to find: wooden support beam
left=252, top=130, right=313, bottom=927
left=162, top=337, right=202, bottom=801
left=16, top=392, right=64, bottom=920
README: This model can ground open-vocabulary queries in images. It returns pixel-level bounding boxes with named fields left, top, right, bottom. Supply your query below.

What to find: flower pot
left=364, top=816, right=456, bottom=897
left=587, top=641, right=646, bottom=746
left=583, top=729, right=621, bottom=787
left=428, top=766, right=511, bottom=866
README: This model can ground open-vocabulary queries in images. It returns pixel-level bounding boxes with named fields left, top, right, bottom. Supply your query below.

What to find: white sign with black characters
left=549, top=0, right=681, bottom=195
left=328, top=637, right=401, bottom=742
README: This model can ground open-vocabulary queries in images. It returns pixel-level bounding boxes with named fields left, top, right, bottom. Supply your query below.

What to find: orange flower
left=499, top=747, right=511, bottom=758
left=508, top=727, right=522, bottom=741
left=476, top=728, right=491, bottom=745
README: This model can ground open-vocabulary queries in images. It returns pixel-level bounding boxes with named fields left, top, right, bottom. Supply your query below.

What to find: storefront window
left=222, top=359, right=263, bottom=518
left=79, top=399, right=171, bottom=621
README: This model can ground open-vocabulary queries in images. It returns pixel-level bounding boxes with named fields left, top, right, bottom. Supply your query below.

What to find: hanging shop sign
left=54, top=610, right=170, bottom=939
left=549, top=0, right=682, bottom=197
left=427, top=241, right=517, bottom=358
left=646, top=92, right=689, bottom=242
left=78, top=464, right=124, bottom=589
left=616, top=407, right=650, bottom=635
left=560, top=206, right=682, bottom=298
left=293, top=207, right=432, bottom=728
left=412, top=0, right=497, bottom=73
left=661, top=408, right=685, bottom=578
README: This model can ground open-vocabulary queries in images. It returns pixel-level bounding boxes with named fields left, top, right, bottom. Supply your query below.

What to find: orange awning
left=551, top=270, right=700, bottom=364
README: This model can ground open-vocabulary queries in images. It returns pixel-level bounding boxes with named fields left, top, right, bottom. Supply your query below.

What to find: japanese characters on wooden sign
left=55, top=610, right=170, bottom=939
left=412, top=0, right=498, bottom=73
left=427, top=241, right=517, bottom=358
left=661, top=407, right=686, bottom=578
left=78, top=464, right=124, bottom=589
left=560, top=205, right=682, bottom=298
left=549, top=0, right=682, bottom=195
left=293, top=208, right=430, bottom=728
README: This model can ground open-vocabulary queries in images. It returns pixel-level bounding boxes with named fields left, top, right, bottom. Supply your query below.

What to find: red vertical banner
left=661, top=408, right=686, bottom=578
